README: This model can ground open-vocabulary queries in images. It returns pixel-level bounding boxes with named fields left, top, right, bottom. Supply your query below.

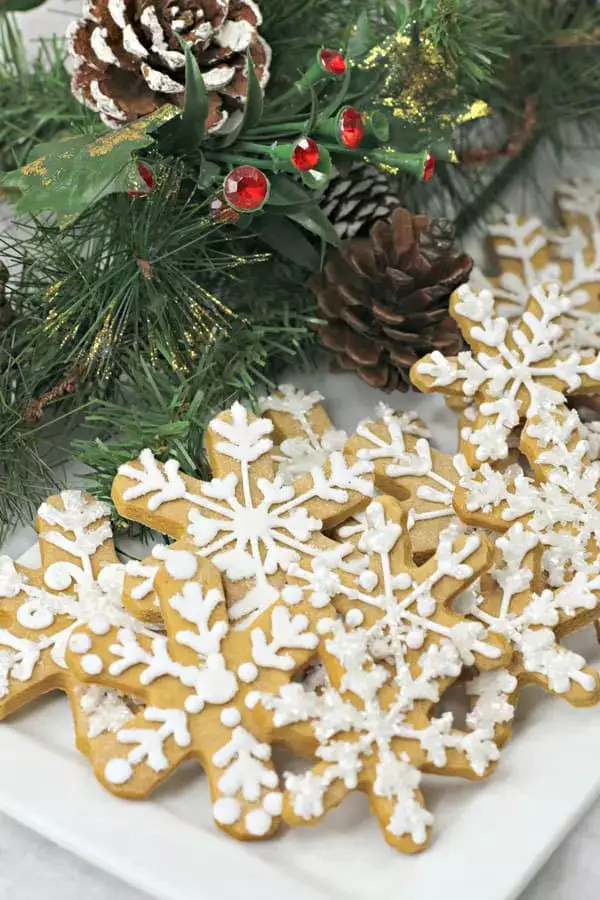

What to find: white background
left=2, top=3, right=600, bottom=897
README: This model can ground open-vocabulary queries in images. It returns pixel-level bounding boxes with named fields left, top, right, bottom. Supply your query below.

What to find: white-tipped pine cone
left=67, top=0, right=271, bottom=131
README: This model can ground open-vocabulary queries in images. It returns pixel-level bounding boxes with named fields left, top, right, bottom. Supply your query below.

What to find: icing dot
left=105, top=758, right=132, bottom=785
left=184, top=695, right=204, bottom=714
left=345, top=608, right=364, bottom=628
left=406, top=629, right=425, bottom=650
left=165, top=550, right=197, bottom=581
left=220, top=707, right=241, bottom=727
left=317, top=617, right=336, bottom=635
left=310, top=590, right=330, bottom=609
left=81, top=654, right=103, bottom=675
left=89, top=614, right=110, bottom=636
left=262, top=792, right=283, bottom=816
left=213, top=797, right=241, bottom=825
left=282, top=585, right=303, bottom=605
left=237, top=662, right=258, bottom=683
left=359, top=570, right=378, bottom=591
left=245, top=691, right=260, bottom=709
left=394, top=573, right=412, bottom=590
left=245, top=808, right=272, bottom=836
left=69, top=633, right=92, bottom=655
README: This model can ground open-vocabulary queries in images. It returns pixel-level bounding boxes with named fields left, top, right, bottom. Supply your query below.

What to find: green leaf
left=346, top=12, right=376, bottom=62
left=258, top=215, right=320, bottom=269
left=0, top=0, right=48, bottom=11
left=178, top=37, right=208, bottom=148
left=218, top=51, right=264, bottom=148
left=242, top=51, right=264, bottom=132
left=2, top=106, right=176, bottom=224
left=287, top=204, right=340, bottom=248
left=395, top=0, right=408, bottom=29
left=266, top=175, right=319, bottom=210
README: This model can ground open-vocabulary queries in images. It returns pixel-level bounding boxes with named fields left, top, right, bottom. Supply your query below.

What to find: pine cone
left=313, top=207, right=473, bottom=392
left=321, top=162, right=401, bottom=239
left=67, top=0, right=271, bottom=130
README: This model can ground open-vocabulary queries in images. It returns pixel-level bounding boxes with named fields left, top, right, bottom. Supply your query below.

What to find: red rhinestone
left=291, top=137, right=320, bottom=172
left=210, top=193, right=240, bottom=224
left=128, top=161, right=154, bottom=197
left=137, top=162, right=154, bottom=190
left=223, top=165, right=269, bottom=212
left=339, top=107, right=364, bottom=149
left=319, top=48, right=346, bottom=76
left=422, top=151, right=436, bottom=182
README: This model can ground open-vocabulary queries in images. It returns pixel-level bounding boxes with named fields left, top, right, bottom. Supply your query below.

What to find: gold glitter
left=22, top=158, right=47, bottom=177
left=364, top=29, right=490, bottom=134
left=455, top=100, right=491, bottom=125
left=88, top=105, right=177, bottom=157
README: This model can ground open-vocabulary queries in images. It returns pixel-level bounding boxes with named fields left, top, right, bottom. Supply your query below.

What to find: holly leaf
left=2, top=106, right=176, bottom=224
left=257, top=215, right=321, bottom=269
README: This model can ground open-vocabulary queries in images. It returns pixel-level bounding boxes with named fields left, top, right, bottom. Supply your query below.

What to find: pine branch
left=73, top=267, right=317, bottom=513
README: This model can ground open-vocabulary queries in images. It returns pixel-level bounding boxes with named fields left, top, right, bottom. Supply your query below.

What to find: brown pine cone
left=313, top=207, right=473, bottom=392
left=67, top=0, right=271, bottom=130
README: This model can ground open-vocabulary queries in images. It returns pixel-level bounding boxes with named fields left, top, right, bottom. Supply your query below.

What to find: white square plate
left=2, top=371, right=600, bottom=900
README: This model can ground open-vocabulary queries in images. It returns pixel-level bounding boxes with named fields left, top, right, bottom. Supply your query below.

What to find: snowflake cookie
left=459, top=523, right=600, bottom=745
left=66, top=543, right=344, bottom=841
left=259, top=384, right=348, bottom=483
left=0, top=491, right=140, bottom=751
left=343, top=403, right=463, bottom=562
left=411, top=282, right=600, bottom=467
left=453, top=404, right=600, bottom=734
left=253, top=496, right=511, bottom=853
left=114, top=401, right=373, bottom=628
left=470, top=186, right=600, bottom=353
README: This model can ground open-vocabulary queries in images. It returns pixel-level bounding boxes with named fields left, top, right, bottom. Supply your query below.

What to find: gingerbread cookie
left=259, top=384, right=347, bottom=483
left=458, top=522, right=600, bottom=744
left=411, top=282, right=600, bottom=467
left=114, top=401, right=373, bottom=628
left=453, top=403, right=600, bottom=736
left=254, top=496, right=511, bottom=853
left=66, top=536, right=364, bottom=841
left=0, top=491, right=142, bottom=752
left=343, top=403, right=462, bottom=562
left=470, top=190, right=600, bottom=351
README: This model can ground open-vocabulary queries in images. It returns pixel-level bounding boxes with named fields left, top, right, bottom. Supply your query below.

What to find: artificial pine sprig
left=2, top=29, right=434, bottom=265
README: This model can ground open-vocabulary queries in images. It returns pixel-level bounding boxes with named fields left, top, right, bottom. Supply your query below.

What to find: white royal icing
left=416, top=283, right=600, bottom=462
left=259, top=384, right=348, bottom=483
left=118, top=401, right=372, bottom=626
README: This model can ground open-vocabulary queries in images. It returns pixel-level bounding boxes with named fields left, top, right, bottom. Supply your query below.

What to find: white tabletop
left=3, top=4, right=600, bottom=897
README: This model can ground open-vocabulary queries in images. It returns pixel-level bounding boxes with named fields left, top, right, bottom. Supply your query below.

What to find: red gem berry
left=319, top=48, right=347, bottom=76
left=223, top=165, right=269, bottom=212
left=210, top=193, right=240, bottom=224
left=128, top=161, right=154, bottom=197
left=137, top=162, right=154, bottom=190
left=422, top=151, right=436, bottom=182
left=339, top=107, right=364, bottom=149
left=291, top=137, right=320, bottom=172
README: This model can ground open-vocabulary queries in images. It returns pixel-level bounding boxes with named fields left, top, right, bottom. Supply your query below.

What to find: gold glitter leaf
left=1, top=105, right=179, bottom=225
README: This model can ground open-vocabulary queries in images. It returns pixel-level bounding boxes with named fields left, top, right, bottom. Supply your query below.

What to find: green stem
left=246, top=121, right=309, bottom=137
left=206, top=152, right=277, bottom=170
